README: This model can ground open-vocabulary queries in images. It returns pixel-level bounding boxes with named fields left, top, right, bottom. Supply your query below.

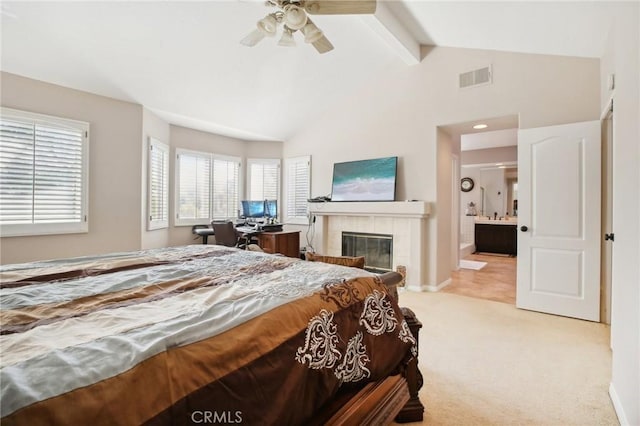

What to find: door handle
left=520, top=225, right=528, bottom=232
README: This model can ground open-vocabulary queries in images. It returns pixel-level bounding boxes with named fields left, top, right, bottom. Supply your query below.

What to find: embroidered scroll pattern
left=320, top=280, right=363, bottom=308
left=295, top=309, right=342, bottom=369
left=297, top=289, right=412, bottom=383
left=334, top=331, right=371, bottom=383
left=398, top=319, right=416, bottom=344
left=359, top=290, right=398, bottom=336
left=398, top=318, right=418, bottom=357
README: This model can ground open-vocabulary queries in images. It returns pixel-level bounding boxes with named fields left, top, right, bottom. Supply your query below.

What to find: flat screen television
left=331, top=156, right=397, bottom=202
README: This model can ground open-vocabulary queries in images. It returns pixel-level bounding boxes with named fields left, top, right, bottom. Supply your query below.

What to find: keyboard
left=236, top=225, right=260, bottom=234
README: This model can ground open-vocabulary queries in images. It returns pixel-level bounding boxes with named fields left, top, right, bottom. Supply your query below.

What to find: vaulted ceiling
left=0, top=1, right=624, bottom=142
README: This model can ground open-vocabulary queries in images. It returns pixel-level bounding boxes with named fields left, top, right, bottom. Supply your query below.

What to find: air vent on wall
left=459, top=65, right=492, bottom=89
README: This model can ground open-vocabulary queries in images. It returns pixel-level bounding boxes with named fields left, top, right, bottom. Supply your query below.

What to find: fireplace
left=342, top=232, right=393, bottom=273
left=307, top=201, right=430, bottom=290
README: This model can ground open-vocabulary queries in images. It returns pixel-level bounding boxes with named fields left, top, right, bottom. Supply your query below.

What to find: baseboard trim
left=609, top=382, right=628, bottom=425
left=424, top=278, right=451, bottom=292
left=404, top=284, right=427, bottom=292
left=402, top=278, right=452, bottom=292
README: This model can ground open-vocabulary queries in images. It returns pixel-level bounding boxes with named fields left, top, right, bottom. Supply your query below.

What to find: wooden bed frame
left=314, top=272, right=425, bottom=425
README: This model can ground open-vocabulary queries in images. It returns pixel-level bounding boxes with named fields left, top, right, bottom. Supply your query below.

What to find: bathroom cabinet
left=474, top=223, right=517, bottom=255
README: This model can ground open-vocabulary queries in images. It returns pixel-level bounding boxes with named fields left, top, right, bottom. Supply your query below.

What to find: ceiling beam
left=361, top=2, right=420, bottom=65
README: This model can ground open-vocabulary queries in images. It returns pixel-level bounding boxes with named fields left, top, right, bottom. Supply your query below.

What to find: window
left=175, top=149, right=241, bottom=225
left=0, top=108, right=89, bottom=237
left=247, top=158, right=280, bottom=214
left=284, top=155, right=310, bottom=225
left=147, top=137, right=169, bottom=230
left=212, top=155, right=240, bottom=220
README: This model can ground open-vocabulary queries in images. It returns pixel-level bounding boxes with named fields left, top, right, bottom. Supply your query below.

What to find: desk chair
left=211, top=221, right=263, bottom=251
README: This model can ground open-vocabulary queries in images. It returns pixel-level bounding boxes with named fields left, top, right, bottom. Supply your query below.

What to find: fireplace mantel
left=308, top=201, right=430, bottom=218
left=308, top=201, right=430, bottom=291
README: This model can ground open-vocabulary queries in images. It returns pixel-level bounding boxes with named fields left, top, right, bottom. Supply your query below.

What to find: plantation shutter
left=177, top=151, right=211, bottom=221
left=0, top=108, right=88, bottom=236
left=284, top=156, right=310, bottom=224
left=248, top=159, right=280, bottom=201
left=33, top=124, right=84, bottom=224
left=147, top=138, right=169, bottom=230
left=0, top=119, right=35, bottom=225
left=212, top=156, right=240, bottom=220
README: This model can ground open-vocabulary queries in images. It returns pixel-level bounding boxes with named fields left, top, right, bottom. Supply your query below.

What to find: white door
left=517, top=121, right=601, bottom=321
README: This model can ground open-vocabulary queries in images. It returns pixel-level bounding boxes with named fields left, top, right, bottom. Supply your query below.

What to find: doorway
left=440, top=115, right=520, bottom=305
left=441, top=115, right=608, bottom=320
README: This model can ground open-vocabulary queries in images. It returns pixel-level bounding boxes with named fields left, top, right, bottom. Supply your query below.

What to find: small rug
left=459, top=259, right=487, bottom=270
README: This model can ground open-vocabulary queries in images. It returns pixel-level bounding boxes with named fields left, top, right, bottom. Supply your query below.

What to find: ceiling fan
left=241, top=0, right=377, bottom=54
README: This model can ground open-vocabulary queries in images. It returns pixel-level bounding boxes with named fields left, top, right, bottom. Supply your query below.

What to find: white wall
left=601, top=4, right=640, bottom=425
left=0, top=72, right=144, bottom=264
left=460, top=166, right=483, bottom=216
left=436, top=128, right=456, bottom=285
left=461, top=146, right=517, bottom=165
left=284, top=46, right=600, bottom=288
left=0, top=74, right=284, bottom=262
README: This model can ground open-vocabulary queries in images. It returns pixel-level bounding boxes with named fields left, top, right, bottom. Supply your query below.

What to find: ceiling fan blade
left=304, top=0, right=376, bottom=15
left=312, top=35, right=334, bottom=54
left=240, top=29, right=266, bottom=47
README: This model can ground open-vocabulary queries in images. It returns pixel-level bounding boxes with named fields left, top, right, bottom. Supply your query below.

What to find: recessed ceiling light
left=473, top=124, right=488, bottom=130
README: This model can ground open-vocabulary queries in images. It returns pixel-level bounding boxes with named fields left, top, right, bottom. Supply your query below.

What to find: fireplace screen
left=342, top=232, right=393, bottom=273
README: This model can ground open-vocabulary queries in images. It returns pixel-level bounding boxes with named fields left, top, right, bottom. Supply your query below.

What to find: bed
left=0, top=245, right=423, bottom=425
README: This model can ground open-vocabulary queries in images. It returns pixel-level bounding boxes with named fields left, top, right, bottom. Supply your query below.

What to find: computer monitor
left=264, top=200, right=277, bottom=219
left=241, top=200, right=265, bottom=218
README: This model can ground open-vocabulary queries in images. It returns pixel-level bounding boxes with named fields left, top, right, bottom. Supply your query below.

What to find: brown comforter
left=0, top=245, right=415, bottom=425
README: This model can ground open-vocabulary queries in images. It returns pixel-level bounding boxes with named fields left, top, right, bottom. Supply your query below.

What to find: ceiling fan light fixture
left=257, top=14, right=279, bottom=37
left=283, top=5, right=307, bottom=30
left=302, top=21, right=323, bottom=44
left=278, top=27, right=296, bottom=47
left=240, top=28, right=267, bottom=47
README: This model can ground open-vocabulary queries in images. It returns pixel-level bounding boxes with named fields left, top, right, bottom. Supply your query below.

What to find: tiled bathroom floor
left=443, top=253, right=517, bottom=304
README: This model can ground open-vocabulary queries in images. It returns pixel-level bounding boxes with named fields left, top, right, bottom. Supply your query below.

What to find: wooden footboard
left=315, top=307, right=424, bottom=425
left=325, top=375, right=410, bottom=425
left=299, top=272, right=424, bottom=425
left=380, top=273, right=425, bottom=422
left=395, top=307, right=424, bottom=423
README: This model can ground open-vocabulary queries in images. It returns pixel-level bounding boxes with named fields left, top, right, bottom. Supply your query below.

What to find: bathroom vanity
left=474, top=219, right=517, bottom=255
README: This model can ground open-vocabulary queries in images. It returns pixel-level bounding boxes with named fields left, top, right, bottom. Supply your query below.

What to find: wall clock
left=461, top=177, right=474, bottom=192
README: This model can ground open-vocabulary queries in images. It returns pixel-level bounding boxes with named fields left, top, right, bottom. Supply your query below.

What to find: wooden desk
left=258, top=231, right=300, bottom=258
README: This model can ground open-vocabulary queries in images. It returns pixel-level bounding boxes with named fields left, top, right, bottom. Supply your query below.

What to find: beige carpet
left=395, top=291, right=618, bottom=426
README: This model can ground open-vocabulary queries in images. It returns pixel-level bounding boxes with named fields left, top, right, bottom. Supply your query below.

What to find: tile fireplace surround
left=308, top=201, right=430, bottom=291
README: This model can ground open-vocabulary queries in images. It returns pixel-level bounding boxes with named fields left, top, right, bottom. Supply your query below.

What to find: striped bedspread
left=0, top=245, right=415, bottom=425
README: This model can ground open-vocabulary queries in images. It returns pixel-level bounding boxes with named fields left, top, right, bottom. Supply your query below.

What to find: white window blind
left=176, top=150, right=211, bottom=223
left=0, top=108, right=89, bottom=237
left=175, top=149, right=241, bottom=225
left=284, top=156, right=310, bottom=224
left=147, top=137, right=169, bottom=230
left=212, top=156, right=240, bottom=221
left=247, top=158, right=280, bottom=204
